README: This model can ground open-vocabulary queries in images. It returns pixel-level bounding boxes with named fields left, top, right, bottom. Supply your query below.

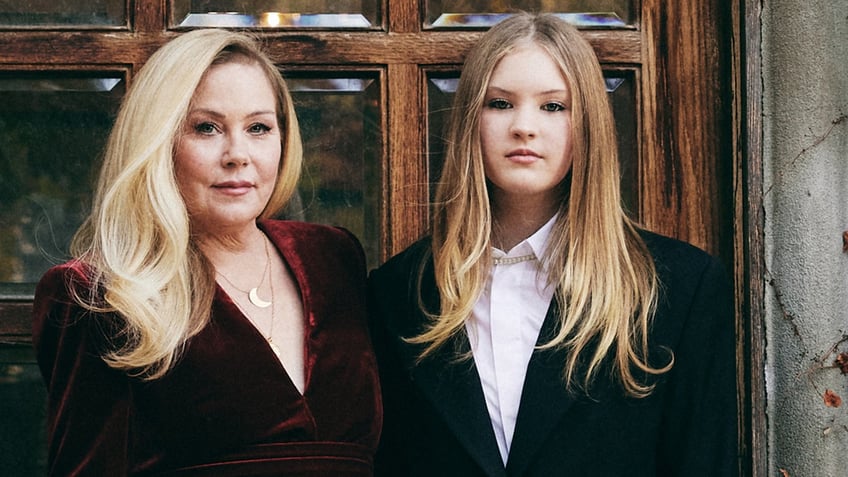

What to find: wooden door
left=0, top=0, right=752, bottom=473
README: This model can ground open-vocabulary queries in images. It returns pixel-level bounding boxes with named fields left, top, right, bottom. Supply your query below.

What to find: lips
left=506, top=148, right=541, bottom=164
left=213, top=180, right=254, bottom=195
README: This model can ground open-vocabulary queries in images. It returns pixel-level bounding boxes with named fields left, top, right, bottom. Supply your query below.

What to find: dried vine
left=768, top=112, right=848, bottom=477
left=764, top=112, right=848, bottom=446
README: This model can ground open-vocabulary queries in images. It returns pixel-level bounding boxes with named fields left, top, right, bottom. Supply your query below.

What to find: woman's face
left=174, top=60, right=281, bottom=235
left=480, top=42, right=573, bottom=209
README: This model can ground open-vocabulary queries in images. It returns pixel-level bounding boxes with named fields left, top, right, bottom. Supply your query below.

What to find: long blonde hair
left=412, top=13, right=670, bottom=397
left=70, top=29, right=302, bottom=380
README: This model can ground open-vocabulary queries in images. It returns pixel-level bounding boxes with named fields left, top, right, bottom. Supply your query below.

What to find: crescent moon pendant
left=248, top=287, right=272, bottom=308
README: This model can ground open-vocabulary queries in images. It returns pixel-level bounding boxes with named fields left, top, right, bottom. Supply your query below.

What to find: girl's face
left=174, top=61, right=282, bottom=236
left=480, top=42, right=573, bottom=209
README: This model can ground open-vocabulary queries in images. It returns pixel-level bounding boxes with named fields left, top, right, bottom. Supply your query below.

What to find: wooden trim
left=742, top=0, right=766, bottom=474
left=134, top=0, right=165, bottom=32
left=388, top=0, right=419, bottom=33
left=0, top=30, right=640, bottom=66
left=0, top=32, right=170, bottom=65
left=385, top=63, right=428, bottom=259
left=639, top=0, right=730, bottom=257
left=0, top=302, right=33, bottom=345
left=731, top=0, right=748, bottom=473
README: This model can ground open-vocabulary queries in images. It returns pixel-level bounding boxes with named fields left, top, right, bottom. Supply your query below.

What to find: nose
left=222, top=133, right=249, bottom=167
left=509, top=107, right=537, bottom=139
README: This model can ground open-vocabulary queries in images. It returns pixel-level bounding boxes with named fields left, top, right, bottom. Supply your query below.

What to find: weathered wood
left=385, top=63, right=428, bottom=259
left=742, top=0, right=767, bottom=474
left=388, top=0, right=419, bottom=33
left=134, top=0, right=164, bottom=32
left=639, top=0, right=732, bottom=258
left=0, top=30, right=640, bottom=66
left=0, top=302, right=33, bottom=344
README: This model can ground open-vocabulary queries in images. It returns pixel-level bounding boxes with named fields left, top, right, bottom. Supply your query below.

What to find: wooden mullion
left=0, top=31, right=169, bottom=65
left=133, top=0, right=166, bottom=33
left=638, top=0, right=662, bottom=236
left=385, top=63, right=427, bottom=259
left=0, top=30, right=640, bottom=67
left=260, top=32, right=481, bottom=65
left=387, top=0, right=420, bottom=33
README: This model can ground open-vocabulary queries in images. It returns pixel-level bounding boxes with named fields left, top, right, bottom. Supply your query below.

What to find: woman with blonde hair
left=369, top=12, right=736, bottom=476
left=33, top=29, right=380, bottom=475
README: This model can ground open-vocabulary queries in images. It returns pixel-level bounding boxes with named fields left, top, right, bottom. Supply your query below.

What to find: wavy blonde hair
left=411, top=13, right=670, bottom=397
left=70, top=29, right=302, bottom=380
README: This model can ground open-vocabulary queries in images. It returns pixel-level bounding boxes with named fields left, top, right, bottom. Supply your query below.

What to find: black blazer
left=368, top=231, right=738, bottom=476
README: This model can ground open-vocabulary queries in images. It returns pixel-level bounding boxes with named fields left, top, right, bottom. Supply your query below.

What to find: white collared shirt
left=465, top=215, right=558, bottom=464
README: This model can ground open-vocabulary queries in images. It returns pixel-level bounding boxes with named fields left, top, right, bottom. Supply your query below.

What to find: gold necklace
left=217, top=237, right=282, bottom=359
left=266, top=263, right=281, bottom=358
left=216, top=237, right=273, bottom=308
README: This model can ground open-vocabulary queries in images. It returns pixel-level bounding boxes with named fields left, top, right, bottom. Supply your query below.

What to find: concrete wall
left=762, top=0, right=848, bottom=475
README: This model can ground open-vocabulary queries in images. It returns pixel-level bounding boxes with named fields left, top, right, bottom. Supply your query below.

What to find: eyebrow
left=485, top=85, right=569, bottom=97
left=187, top=108, right=277, bottom=119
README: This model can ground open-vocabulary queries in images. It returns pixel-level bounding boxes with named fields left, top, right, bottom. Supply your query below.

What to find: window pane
left=605, top=71, right=638, bottom=215
left=0, top=0, right=125, bottom=28
left=426, top=70, right=638, bottom=216
left=0, top=72, right=382, bottom=290
left=0, top=344, right=47, bottom=475
left=426, top=0, right=633, bottom=28
left=172, top=0, right=379, bottom=28
left=0, top=74, right=124, bottom=294
left=426, top=75, right=458, bottom=202
left=282, top=75, right=382, bottom=269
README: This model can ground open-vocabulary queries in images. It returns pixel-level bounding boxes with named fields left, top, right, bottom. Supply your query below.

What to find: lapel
left=505, top=300, right=577, bottom=476
left=403, top=260, right=508, bottom=477
left=410, top=343, right=508, bottom=477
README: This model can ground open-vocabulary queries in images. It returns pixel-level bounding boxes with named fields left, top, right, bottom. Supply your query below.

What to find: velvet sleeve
left=32, top=263, right=133, bottom=477
left=656, top=256, right=739, bottom=476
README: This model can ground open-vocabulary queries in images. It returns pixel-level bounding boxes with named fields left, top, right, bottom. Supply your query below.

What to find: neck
left=491, top=194, right=559, bottom=251
left=204, top=225, right=274, bottom=309
left=198, top=224, right=266, bottom=269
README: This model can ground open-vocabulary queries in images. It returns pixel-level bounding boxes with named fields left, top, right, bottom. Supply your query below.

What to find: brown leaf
left=824, top=389, right=842, bottom=408
left=843, top=231, right=848, bottom=252
left=835, top=352, right=848, bottom=375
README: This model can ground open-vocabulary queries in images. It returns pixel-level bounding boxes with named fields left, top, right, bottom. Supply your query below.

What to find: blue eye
left=194, top=122, right=218, bottom=135
left=487, top=99, right=512, bottom=110
left=542, top=102, right=566, bottom=112
left=248, top=123, right=273, bottom=134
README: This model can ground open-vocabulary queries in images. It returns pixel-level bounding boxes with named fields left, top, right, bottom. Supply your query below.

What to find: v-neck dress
left=32, top=220, right=382, bottom=476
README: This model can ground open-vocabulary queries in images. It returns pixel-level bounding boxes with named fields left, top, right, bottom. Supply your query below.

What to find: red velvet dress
left=32, top=220, right=382, bottom=476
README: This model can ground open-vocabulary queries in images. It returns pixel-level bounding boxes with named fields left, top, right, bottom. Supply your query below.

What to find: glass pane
left=0, top=0, right=125, bottom=28
left=605, top=71, right=638, bottom=215
left=282, top=75, right=381, bottom=270
left=0, top=71, right=382, bottom=291
left=172, top=0, right=379, bottom=28
left=426, top=75, right=458, bottom=202
left=426, top=0, right=633, bottom=29
left=0, top=73, right=124, bottom=294
left=0, top=343, right=47, bottom=475
left=427, top=70, right=638, bottom=216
